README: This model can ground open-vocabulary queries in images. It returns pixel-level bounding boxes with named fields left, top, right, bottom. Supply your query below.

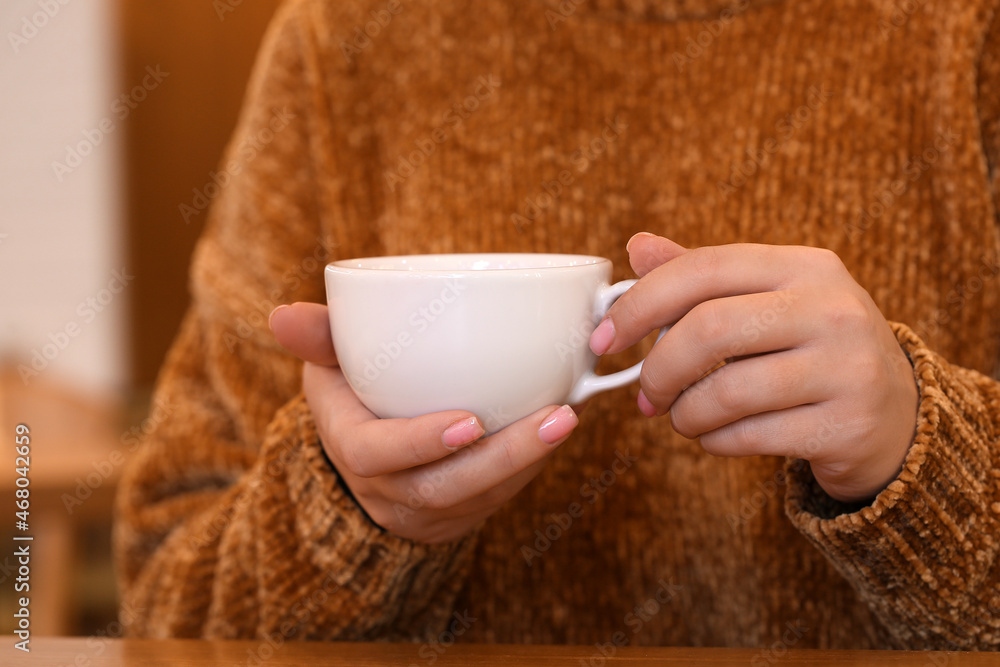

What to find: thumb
left=626, top=232, right=688, bottom=277
left=269, top=302, right=339, bottom=366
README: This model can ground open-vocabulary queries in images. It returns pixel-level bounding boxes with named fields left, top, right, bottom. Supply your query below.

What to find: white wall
left=0, top=0, right=127, bottom=393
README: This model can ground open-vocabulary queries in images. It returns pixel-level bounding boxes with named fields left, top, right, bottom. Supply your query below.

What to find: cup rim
left=326, top=253, right=611, bottom=273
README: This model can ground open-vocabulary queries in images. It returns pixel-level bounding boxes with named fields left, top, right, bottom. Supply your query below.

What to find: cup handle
left=565, top=279, right=669, bottom=405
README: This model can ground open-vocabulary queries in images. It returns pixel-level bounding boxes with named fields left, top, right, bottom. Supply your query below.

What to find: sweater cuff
left=268, top=393, right=478, bottom=607
left=784, top=321, right=995, bottom=592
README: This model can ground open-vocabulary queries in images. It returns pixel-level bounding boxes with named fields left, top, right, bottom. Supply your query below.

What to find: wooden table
left=2, top=638, right=998, bottom=666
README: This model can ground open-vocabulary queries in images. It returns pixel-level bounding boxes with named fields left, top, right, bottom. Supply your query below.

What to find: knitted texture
left=114, top=0, right=1000, bottom=649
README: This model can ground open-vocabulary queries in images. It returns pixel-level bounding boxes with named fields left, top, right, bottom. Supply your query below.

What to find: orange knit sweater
left=114, top=0, right=1000, bottom=650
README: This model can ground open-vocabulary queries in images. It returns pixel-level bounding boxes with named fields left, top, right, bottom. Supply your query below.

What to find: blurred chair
left=0, top=367, right=122, bottom=636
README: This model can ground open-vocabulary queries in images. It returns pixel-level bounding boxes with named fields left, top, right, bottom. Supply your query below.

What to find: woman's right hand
left=269, top=302, right=581, bottom=544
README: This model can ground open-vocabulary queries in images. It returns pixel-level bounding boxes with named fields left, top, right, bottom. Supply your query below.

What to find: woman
left=115, top=0, right=1000, bottom=649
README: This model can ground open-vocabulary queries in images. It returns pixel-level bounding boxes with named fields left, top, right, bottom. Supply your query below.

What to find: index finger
left=626, top=232, right=688, bottom=277
left=592, top=244, right=824, bottom=355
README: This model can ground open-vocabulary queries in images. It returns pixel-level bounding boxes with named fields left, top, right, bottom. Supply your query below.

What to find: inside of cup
left=333, top=253, right=607, bottom=271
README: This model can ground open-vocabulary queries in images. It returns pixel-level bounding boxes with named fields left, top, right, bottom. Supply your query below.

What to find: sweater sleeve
left=113, top=0, right=476, bottom=640
left=783, top=11, right=1000, bottom=645
left=785, top=322, right=1000, bottom=650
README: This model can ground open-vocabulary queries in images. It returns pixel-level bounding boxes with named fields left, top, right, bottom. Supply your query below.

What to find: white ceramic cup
left=325, top=253, right=653, bottom=433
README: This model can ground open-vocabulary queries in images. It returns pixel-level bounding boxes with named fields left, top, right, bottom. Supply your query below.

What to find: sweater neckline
left=543, top=0, right=786, bottom=23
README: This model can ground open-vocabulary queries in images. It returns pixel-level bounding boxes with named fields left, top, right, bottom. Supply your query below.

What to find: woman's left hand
left=591, top=233, right=919, bottom=503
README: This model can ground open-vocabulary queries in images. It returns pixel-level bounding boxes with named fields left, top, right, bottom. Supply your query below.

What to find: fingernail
left=626, top=231, right=656, bottom=253
left=442, top=417, right=484, bottom=449
left=268, top=304, right=289, bottom=330
left=538, top=405, right=579, bottom=445
left=637, top=389, right=657, bottom=417
left=589, top=317, right=615, bottom=355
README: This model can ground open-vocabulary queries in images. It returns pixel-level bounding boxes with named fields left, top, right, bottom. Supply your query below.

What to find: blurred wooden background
left=0, top=0, right=285, bottom=637
left=121, top=0, right=285, bottom=389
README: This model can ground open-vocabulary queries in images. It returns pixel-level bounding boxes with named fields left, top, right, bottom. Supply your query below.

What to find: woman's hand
left=592, top=233, right=919, bottom=502
left=270, top=302, right=580, bottom=543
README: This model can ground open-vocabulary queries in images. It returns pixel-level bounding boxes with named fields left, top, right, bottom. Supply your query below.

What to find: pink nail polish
left=626, top=232, right=655, bottom=253
left=538, top=405, right=579, bottom=445
left=268, top=304, right=289, bottom=330
left=637, top=390, right=657, bottom=417
left=590, top=318, right=615, bottom=356
left=442, top=417, right=484, bottom=449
